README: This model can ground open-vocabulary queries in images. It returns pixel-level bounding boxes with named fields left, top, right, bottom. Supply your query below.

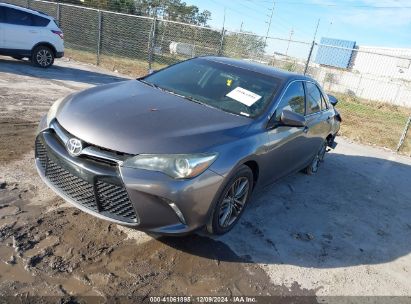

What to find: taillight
left=51, top=30, right=64, bottom=40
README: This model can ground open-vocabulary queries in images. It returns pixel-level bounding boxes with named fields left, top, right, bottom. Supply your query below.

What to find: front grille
left=35, top=137, right=138, bottom=224
left=46, top=160, right=98, bottom=211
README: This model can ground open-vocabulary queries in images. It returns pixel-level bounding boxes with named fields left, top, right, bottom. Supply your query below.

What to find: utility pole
left=236, top=21, right=244, bottom=57
left=285, top=28, right=294, bottom=57
left=303, top=18, right=320, bottom=75
left=218, top=7, right=226, bottom=56
left=313, top=18, right=320, bottom=42
left=264, top=0, right=275, bottom=47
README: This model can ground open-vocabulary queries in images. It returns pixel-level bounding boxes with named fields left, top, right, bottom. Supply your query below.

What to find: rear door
left=303, top=81, right=332, bottom=160
left=3, top=7, right=37, bottom=51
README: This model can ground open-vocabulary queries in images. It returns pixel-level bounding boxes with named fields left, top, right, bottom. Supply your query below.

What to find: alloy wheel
left=311, top=142, right=327, bottom=173
left=218, top=177, right=250, bottom=228
left=36, top=49, right=53, bottom=67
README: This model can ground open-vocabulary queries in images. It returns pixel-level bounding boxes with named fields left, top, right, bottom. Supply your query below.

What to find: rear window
left=305, top=82, right=322, bottom=115
left=142, top=58, right=282, bottom=117
left=32, top=14, right=50, bottom=27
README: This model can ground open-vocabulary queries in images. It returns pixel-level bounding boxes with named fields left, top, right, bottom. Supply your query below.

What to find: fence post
left=396, top=115, right=411, bottom=152
left=147, top=17, right=157, bottom=72
left=56, top=3, right=60, bottom=23
left=96, top=10, right=102, bottom=66
left=218, top=28, right=225, bottom=56
left=26, top=0, right=30, bottom=8
left=304, top=41, right=315, bottom=75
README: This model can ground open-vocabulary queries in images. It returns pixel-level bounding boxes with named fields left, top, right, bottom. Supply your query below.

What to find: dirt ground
left=1, top=56, right=411, bottom=301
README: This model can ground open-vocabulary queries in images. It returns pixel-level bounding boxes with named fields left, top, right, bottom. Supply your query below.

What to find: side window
left=4, top=7, right=33, bottom=26
left=0, top=7, right=5, bottom=23
left=305, top=82, right=322, bottom=115
left=275, top=81, right=305, bottom=121
left=32, top=14, right=50, bottom=27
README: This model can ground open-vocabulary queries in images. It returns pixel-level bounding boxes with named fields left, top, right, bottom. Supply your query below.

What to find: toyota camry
left=35, top=56, right=341, bottom=235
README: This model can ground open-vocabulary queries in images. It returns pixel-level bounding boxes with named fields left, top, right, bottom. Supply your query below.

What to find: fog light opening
left=166, top=200, right=186, bottom=225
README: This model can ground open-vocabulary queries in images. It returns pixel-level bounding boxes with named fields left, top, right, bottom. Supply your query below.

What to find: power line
left=246, top=0, right=411, bottom=9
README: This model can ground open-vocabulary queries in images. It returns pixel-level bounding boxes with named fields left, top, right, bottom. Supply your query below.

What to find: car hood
left=56, top=80, right=252, bottom=154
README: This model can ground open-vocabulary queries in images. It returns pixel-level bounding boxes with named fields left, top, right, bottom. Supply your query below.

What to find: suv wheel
left=32, top=46, right=54, bottom=68
left=207, top=165, right=253, bottom=235
left=304, top=140, right=327, bottom=175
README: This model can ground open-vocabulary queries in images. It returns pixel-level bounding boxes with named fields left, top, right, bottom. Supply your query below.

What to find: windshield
left=142, top=58, right=281, bottom=117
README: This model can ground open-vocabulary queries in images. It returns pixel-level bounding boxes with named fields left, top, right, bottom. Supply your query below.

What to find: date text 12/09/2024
left=149, top=296, right=259, bottom=303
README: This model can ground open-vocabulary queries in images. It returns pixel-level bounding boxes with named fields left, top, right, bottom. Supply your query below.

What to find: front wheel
left=207, top=165, right=253, bottom=235
left=32, top=46, right=54, bottom=68
left=304, top=140, right=327, bottom=175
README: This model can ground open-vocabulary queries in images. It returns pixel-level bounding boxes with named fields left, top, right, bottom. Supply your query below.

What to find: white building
left=352, top=46, right=411, bottom=81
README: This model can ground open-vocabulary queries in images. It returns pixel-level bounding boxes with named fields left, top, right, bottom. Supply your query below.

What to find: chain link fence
left=305, top=43, right=411, bottom=154
left=2, top=0, right=411, bottom=155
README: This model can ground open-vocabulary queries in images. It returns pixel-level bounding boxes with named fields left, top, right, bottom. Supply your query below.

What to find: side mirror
left=280, top=110, right=306, bottom=127
left=327, top=94, right=338, bottom=106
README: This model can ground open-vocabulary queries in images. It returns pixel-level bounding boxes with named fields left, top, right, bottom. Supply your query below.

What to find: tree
left=223, top=32, right=266, bottom=58
left=135, top=0, right=211, bottom=25
left=58, top=0, right=211, bottom=26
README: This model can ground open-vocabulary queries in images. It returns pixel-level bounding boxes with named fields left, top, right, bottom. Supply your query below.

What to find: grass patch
left=64, top=48, right=168, bottom=77
left=65, top=49, right=186, bottom=78
left=334, top=93, right=411, bottom=155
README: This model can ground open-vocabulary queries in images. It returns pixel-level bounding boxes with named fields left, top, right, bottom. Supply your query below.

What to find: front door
left=263, top=81, right=311, bottom=183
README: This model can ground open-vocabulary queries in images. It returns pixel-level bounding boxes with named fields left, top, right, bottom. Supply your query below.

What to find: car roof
left=201, top=56, right=314, bottom=83
left=0, top=2, right=53, bottom=19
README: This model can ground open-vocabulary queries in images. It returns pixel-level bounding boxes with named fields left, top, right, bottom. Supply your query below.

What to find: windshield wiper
left=138, top=79, right=160, bottom=89
left=138, top=79, right=204, bottom=106
left=159, top=88, right=204, bottom=106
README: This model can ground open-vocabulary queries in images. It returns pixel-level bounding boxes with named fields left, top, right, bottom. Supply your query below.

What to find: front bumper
left=35, top=126, right=224, bottom=235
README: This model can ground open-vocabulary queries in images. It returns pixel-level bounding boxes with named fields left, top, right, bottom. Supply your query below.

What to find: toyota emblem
left=66, top=138, right=83, bottom=156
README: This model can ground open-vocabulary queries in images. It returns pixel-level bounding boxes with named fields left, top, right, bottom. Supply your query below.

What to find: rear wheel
left=207, top=165, right=253, bottom=235
left=32, top=45, right=54, bottom=68
left=304, top=140, right=327, bottom=175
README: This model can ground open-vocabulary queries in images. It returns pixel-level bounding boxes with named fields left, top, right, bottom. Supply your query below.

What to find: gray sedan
left=35, top=56, right=341, bottom=235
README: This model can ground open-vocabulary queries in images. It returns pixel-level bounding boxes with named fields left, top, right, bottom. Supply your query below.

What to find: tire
left=31, top=45, right=54, bottom=68
left=304, top=140, right=327, bottom=175
left=12, top=56, right=24, bottom=60
left=207, top=165, right=254, bottom=235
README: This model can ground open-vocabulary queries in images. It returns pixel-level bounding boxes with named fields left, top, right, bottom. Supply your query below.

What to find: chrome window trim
left=268, top=79, right=330, bottom=123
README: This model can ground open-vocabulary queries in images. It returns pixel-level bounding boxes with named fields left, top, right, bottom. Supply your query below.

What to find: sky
left=186, top=0, right=411, bottom=56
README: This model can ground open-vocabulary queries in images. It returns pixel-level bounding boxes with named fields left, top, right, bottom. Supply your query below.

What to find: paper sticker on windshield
left=226, top=87, right=261, bottom=106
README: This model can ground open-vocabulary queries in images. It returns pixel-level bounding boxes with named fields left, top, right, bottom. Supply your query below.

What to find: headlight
left=122, top=153, right=218, bottom=179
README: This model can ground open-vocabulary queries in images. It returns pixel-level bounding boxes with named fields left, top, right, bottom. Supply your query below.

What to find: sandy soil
left=1, top=56, right=410, bottom=300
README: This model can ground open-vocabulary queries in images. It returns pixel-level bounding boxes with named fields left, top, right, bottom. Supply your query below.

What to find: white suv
left=0, top=3, right=64, bottom=68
